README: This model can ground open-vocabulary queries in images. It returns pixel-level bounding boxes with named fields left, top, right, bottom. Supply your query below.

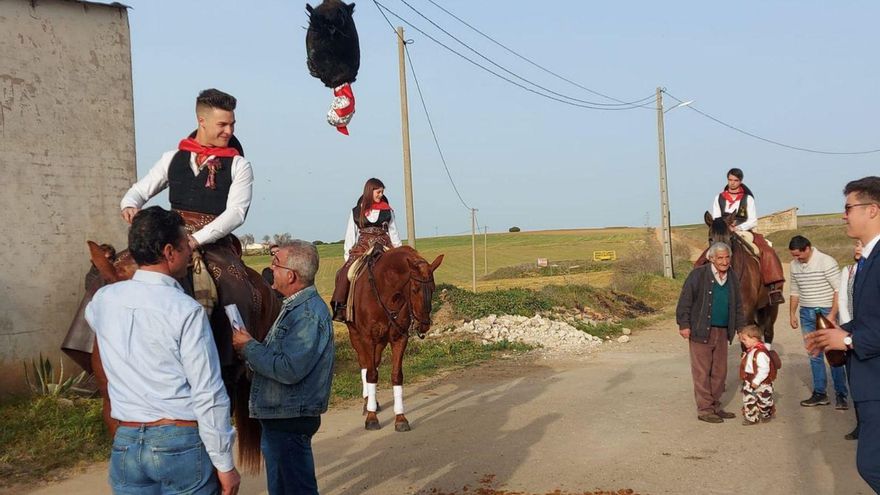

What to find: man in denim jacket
left=232, top=240, right=334, bottom=495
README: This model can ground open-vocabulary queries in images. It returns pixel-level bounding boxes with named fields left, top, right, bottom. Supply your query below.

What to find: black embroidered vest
left=717, top=192, right=750, bottom=226
left=352, top=206, right=392, bottom=231
left=168, top=150, right=234, bottom=215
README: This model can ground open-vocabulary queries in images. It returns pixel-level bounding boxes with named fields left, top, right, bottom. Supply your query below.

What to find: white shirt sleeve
left=711, top=195, right=722, bottom=219
left=343, top=212, right=357, bottom=262
left=192, top=156, right=254, bottom=245
left=736, top=196, right=758, bottom=231
left=751, top=351, right=771, bottom=386
left=178, top=307, right=236, bottom=472
left=120, top=151, right=176, bottom=210
left=387, top=211, right=403, bottom=248
left=838, top=266, right=853, bottom=324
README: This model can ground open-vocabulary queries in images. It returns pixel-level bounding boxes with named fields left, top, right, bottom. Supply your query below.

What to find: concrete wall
left=0, top=0, right=135, bottom=395
left=756, top=208, right=799, bottom=235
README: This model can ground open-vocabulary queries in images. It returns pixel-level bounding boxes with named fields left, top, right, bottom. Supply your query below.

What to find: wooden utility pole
left=656, top=87, right=674, bottom=279
left=398, top=26, right=416, bottom=248
left=471, top=209, right=477, bottom=292
left=483, top=226, right=488, bottom=275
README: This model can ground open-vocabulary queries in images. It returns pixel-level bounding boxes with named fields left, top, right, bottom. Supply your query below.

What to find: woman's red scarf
left=365, top=201, right=391, bottom=216
left=178, top=138, right=240, bottom=189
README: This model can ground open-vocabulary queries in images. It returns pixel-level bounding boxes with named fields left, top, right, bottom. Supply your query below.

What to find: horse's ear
left=88, top=241, right=120, bottom=284
left=347, top=2, right=355, bottom=13
left=306, top=3, right=314, bottom=14
left=429, top=254, right=444, bottom=273
left=704, top=211, right=713, bottom=226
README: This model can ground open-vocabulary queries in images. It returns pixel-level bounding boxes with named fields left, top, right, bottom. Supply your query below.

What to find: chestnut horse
left=705, top=212, right=779, bottom=343
left=65, top=240, right=280, bottom=473
left=346, top=246, right=443, bottom=431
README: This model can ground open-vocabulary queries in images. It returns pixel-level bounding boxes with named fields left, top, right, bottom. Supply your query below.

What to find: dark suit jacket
left=842, top=240, right=880, bottom=402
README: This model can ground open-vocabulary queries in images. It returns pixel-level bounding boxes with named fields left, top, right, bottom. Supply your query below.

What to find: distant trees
left=239, top=233, right=255, bottom=247
left=273, top=232, right=292, bottom=245
left=509, top=226, right=521, bottom=232
left=262, top=235, right=271, bottom=244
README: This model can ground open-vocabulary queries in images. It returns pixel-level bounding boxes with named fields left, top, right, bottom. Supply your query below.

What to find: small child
left=739, top=325, right=778, bottom=425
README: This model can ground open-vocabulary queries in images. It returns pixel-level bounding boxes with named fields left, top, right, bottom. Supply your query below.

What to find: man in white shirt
left=120, top=88, right=257, bottom=365
left=85, top=206, right=240, bottom=495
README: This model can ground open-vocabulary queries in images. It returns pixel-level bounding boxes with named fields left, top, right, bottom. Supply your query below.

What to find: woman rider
left=710, top=167, right=785, bottom=305
left=331, top=178, right=403, bottom=321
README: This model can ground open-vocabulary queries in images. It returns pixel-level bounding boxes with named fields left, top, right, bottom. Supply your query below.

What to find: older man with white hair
left=677, top=242, right=748, bottom=423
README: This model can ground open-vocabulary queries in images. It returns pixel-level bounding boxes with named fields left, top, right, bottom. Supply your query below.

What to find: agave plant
left=23, top=354, right=88, bottom=396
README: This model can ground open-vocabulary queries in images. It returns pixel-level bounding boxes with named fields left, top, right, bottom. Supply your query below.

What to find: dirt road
left=21, top=308, right=870, bottom=495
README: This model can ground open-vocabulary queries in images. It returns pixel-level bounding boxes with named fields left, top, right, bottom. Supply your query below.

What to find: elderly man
left=677, top=242, right=747, bottom=423
left=85, top=207, right=240, bottom=495
left=232, top=240, right=335, bottom=495
left=808, top=176, right=880, bottom=491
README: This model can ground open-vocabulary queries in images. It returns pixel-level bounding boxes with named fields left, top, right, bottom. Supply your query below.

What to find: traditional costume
left=740, top=342, right=778, bottom=424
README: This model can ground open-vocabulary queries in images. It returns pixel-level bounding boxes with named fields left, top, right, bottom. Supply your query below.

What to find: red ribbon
left=178, top=138, right=239, bottom=189
left=333, top=83, right=355, bottom=136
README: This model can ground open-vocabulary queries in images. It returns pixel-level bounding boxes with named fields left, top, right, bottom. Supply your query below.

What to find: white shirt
left=838, top=264, right=858, bottom=325
left=789, top=247, right=840, bottom=307
left=120, top=150, right=254, bottom=245
left=861, top=233, right=880, bottom=261
left=343, top=209, right=403, bottom=261
left=711, top=264, right=728, bottom=286
left=744, top=347, right=771, bottom=387
left=711, top=193, right=757, bottom=231
left=84, top=270, right=235, bottom=472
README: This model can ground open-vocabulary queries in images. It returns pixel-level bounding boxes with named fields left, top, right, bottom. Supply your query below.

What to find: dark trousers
left=856, top=401, right=880, bottom=492
left=261, top=422, right=319, bottom=495
left=689, top=327, right=729, bottom=415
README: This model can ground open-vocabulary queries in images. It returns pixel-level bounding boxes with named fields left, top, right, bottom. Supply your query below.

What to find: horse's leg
left=391, top=336, right=411, bottom=432
left=347, top=324, right=375, bottom=415
left=91, top=341, right=117, bottom=438
left=364, top=340, right=386, bottom=430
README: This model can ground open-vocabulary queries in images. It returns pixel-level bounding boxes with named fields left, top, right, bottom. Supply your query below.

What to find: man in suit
left=807, top=176, right=880, bottom=492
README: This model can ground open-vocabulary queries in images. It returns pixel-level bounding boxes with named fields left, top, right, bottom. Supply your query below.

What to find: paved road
left=20, top=303, right=870, bottom=494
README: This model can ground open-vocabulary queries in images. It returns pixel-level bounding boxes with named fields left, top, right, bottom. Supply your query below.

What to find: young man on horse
left=120, top=88, right=258, bottom=359
left=331, top=177, right=403, bottom=322
left=709, top=168, right=786, bottom=305
left=85, top=207, right=241, bottom=494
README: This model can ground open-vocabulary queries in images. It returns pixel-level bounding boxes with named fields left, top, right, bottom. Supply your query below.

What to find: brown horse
left=345, top=246, right=443, bottom=431
left=705, top=212, right=779, bottom=343
left=66, top=240, right=280, bottom=474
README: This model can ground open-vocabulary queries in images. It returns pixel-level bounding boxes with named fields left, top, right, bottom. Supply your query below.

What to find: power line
left=397, top=0, right=654, bottom=109
left=373, top=1, right=653, bottom=111
left=422, top=0, right=654, bottom=107
left=664, top=90, right=880, bottom=156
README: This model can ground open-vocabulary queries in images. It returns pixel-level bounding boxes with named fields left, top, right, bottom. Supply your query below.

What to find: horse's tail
left=234, top=378, right=263, bottom=474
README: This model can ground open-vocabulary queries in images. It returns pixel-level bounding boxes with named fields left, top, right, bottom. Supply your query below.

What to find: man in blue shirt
left=85, top=206, right=241, bottom=495
left=233, top=240, right=335, bottom=495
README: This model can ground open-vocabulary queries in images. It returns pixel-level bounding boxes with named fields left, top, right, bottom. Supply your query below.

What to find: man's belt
left=117, top=418, right=198, bottom=428
left=174, top=210, right=217, bottom=232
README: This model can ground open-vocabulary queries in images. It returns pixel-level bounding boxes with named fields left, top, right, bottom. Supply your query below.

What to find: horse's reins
left=366, top=258, right=434, bottom=339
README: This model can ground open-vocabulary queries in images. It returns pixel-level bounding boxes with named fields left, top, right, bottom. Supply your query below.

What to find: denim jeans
left=800, top=306, right=848, bottom=396
left=109, top=425, right=218, bottom=495
left=261, top=423, right=319, bottom=495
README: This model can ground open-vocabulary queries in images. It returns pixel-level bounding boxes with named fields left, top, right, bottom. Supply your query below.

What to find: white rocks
left=622, top=328, right=632, bottom=336
left=441, top=314, right=606, bottom=356
left=617, top=335, right=631, bottom=344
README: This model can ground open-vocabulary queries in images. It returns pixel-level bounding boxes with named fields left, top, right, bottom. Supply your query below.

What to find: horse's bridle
left=366, top=259, right=434, bottom=339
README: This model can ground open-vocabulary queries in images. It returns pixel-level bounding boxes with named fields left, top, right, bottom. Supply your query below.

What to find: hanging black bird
left=306, top=0, right=360, bottom=135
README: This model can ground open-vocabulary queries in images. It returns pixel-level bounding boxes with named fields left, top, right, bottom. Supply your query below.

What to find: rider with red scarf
left=331, top=178, right=403, bottom=322
left=710, top=168, right=785, bottom=305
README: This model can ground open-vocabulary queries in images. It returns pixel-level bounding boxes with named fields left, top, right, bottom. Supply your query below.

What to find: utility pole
left=397, top=26, right=416, bottom=248
left=471, top=209, right=477, bottom=292
left=483, top=226, right=488, bottom=276
left=656, top=87, right=674, bottom=279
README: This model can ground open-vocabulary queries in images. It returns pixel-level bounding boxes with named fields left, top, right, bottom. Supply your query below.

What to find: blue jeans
left=109, top=425, right=217, bottom=495
left=261, top=424, right=319, bottom=495
left=800, top=307, right=848, bottom=396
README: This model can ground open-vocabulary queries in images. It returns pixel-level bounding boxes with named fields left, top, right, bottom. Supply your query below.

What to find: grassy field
left=245, top=228, right=654, bottom=298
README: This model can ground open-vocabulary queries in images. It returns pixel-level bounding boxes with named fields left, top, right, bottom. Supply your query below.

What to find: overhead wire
left=664, top=90, right=880, bottom=155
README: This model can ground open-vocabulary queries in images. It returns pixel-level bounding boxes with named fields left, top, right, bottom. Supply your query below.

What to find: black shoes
left=845, top=427, right=860, bottom=441
left=835, top=394, right=849, bottom=410
left=698, top=413, right=724, bottom=424
left=800, top=392, right=830, bottom=407
left=716, top=410, right=736, bottom=419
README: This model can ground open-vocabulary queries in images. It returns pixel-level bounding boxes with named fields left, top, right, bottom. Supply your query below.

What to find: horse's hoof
left=365, top=419, right=381, bottom=430
left=394, top=414, right=411, bottom=432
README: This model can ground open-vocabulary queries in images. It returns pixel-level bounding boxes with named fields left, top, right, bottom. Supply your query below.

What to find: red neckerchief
left=752, top=342, right=767, bottom=353
left=721, top=188, right=744, bottom=206
left=178, top=138, right=239, bottom=189
left=365, top=201, right=391, bottom=216
left=333, top=83, right=355, bottom=136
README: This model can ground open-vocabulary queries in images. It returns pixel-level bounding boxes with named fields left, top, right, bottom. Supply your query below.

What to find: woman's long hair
left=356, top=178, right=389, bottom=228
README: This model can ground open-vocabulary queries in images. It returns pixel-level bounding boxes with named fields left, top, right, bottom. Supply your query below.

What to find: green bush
left=508, top=226, right=521, bottom=232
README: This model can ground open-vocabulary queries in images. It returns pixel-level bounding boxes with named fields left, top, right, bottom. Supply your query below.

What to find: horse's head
left=406, top=254, right=444, bottom=338
left=705, top=211, right=734, bottom=248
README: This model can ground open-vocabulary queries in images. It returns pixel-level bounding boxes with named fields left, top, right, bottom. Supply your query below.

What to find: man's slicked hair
left=844, top=176, right=880, bottom=205
left=128, top=206, right=186, bottom=266
left=196, top=88, right=237, bottom=112
left=788, top=235, right=811, bottom=251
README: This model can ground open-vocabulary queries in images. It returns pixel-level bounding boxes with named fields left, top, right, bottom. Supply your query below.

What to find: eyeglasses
left=271, top=256, right=295, bottom=273
left=844, top=203, right=877, bottom=214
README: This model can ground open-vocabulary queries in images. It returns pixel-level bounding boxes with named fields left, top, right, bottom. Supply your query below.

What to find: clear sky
left=123, top=0, right=880, bottom=242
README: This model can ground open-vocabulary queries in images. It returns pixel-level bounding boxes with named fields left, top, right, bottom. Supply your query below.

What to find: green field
left=245, top=228, right=654, bottom=297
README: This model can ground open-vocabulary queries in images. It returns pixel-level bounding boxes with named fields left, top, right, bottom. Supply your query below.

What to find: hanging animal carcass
left=306, top=0, right=360, bottom=135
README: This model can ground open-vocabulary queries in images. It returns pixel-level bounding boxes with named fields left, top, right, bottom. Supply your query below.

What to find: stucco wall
left=756, top=208, right=798, bottom=235
left=0, top=0, right=135, bottom=395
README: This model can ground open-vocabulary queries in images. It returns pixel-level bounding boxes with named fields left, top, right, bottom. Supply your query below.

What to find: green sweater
left=710, top=279, right=730, bottom=327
